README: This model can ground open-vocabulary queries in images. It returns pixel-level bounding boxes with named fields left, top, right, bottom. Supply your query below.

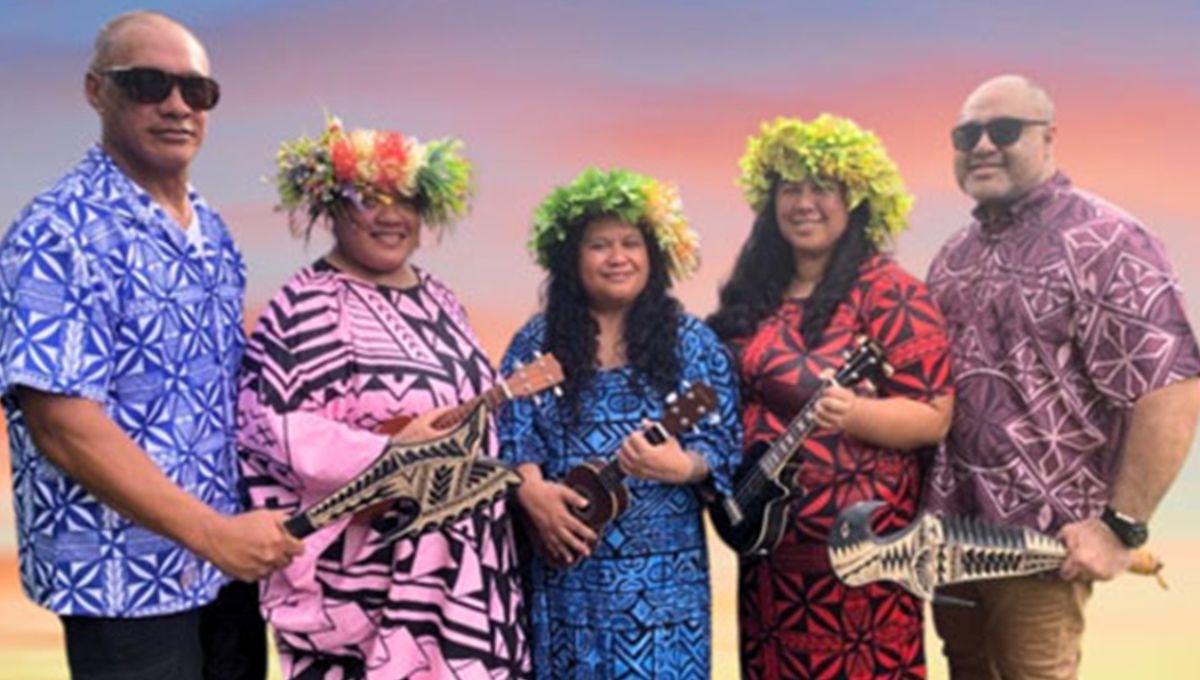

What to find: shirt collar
left=972, top=171, right=1070, bottom=235
left=86, top=144, right=207, bottom=248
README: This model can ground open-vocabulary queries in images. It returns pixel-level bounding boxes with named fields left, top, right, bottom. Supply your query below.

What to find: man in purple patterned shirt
left=926, top=74, right=1200, bottom=679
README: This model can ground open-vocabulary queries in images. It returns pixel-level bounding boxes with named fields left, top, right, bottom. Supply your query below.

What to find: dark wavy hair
left=542, top=216, right=682, bottom=419
left=707, top=181, right=876, bottom=347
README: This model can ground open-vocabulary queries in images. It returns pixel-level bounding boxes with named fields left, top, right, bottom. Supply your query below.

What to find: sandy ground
left=2, top=538, right=1198, bottom=679
left=2, top=428, right=1197, bottom=678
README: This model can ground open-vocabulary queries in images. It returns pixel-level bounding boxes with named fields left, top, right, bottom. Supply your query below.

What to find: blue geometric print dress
left=497, top=313, right=742, bottom=679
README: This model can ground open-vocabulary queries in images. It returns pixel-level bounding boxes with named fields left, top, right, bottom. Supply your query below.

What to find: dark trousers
left=61, top=581, right=266, bottom=680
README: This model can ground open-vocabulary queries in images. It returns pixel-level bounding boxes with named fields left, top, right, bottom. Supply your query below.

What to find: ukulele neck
left=431, top=382, right=508, bottom=429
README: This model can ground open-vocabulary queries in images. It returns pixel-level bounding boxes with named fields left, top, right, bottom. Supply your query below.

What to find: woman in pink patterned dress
left=237, top=117, right=530, bottom=679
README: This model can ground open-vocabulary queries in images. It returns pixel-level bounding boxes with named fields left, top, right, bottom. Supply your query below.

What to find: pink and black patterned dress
left=237, top=260, right=530, bottom=679
left=734, top=255, right=952, bottom=680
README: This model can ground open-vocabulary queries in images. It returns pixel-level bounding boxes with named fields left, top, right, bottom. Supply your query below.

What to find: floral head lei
left=274, top=115, right=473, bottom=234
left=737, top=114, right=914, bottom=247
left=529, top=167, right=699, bottom=281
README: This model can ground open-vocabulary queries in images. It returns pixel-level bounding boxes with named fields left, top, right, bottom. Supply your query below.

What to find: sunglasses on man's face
left=103, top=67, right=221, bottom=112
left=951, top=117, right=1049, bottom=152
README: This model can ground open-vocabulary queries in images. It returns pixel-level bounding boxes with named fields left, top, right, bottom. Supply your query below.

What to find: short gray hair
left=88, top=10, right=184, bottom=73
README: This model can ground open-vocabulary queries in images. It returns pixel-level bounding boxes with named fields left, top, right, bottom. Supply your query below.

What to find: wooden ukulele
left=709, top=338, right=888, bottom=555
left=375, top=353, right=563, bottom=435
left=282, top=403, right=501, bottom=542
left=283, top=354, right=563, bottom=542
left=563, top=382, right=718, bottom=535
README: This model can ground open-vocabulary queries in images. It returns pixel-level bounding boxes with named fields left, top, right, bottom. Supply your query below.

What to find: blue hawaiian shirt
left=0, top=146, right=246, bottom=617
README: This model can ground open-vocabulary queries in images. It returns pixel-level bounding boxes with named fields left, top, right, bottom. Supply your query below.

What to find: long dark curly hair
left=707, top=180, right=877, bottom=347
left=542, top=216, right=682, bottom=419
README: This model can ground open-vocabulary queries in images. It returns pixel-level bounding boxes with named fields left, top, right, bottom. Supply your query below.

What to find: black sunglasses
left=103, top=67, right=221, bottom=111
left=951, top=117, right=1049, bottom=152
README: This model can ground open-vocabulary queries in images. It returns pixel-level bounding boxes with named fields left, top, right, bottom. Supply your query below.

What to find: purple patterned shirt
left=926, top=172, right=1200, bottom=533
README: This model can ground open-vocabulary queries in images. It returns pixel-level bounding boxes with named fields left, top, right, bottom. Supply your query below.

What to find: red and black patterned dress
left=735, top=255, right=952, bottom=680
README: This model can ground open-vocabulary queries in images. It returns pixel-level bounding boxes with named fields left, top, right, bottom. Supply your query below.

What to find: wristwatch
left=1100, top=506, right=1149, bottom=549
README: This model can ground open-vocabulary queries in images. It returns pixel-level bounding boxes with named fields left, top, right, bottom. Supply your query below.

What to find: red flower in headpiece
left=330, top=135, right=358, bottom=183
left=374, top=131, right=409, bottom=188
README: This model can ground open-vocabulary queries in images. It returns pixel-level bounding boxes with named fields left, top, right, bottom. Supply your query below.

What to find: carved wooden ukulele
left=828, top=501, right=1168, bottom=602
left=282, top=355, right=563, bottom=545
left=282, top=403, right=498, bottom=542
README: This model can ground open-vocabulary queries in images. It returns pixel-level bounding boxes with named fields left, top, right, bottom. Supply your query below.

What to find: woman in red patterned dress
left=708, top=115, right=955, bottom=679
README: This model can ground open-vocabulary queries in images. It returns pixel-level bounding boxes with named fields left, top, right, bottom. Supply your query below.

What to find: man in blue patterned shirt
left=0, top=11, right=303, bottom=680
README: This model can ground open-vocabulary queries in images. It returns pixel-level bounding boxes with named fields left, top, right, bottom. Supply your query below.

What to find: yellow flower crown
left=530, top=167, right=700, bottom=281
left=737, top=114, right=914, bottom=247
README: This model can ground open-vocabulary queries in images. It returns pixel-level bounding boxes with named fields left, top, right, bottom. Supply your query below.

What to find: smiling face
left=331, top=196, right=422, bottom=284
left=577, top=216, right=650, bottom=314
left=774, top=178, right=850, bottom=261
left=86, top=15, right=211, bottom=183
left=954, top=76, right=1057, bottom=206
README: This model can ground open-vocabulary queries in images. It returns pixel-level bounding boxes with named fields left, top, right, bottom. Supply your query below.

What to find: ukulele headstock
left=506, top=352, right=565, bottom=405
left=660, top=381, right=719, bottom=436
left=834, top=336, right=890, bottom=390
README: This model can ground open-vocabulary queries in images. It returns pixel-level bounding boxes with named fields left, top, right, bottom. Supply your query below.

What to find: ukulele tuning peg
left=681, top=379, right=692, bottom=388
left=707, top=413, right=720, bottom=425
left=665, top=392, right=678, bottom=404
left=552, top=386, right=563, bottom=397
left=532, top=394, right=542, bottom=406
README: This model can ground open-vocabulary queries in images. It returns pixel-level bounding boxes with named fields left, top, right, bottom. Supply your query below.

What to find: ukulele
left=282, top=403, right=502, bottom=542
left=283, top=354, right=563, bottom=541
left=375, top=353, right=563, bottom=435
left=563, top=382, right=718, bottom=535
left=709, top=338, right=888, bottom=555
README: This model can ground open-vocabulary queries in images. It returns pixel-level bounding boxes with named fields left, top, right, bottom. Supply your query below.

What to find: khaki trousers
left=932, top=576, right=1091, bottom=680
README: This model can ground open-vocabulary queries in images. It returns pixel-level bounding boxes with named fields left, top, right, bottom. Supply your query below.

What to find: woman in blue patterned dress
left=497, top=168, right=742, bottom=678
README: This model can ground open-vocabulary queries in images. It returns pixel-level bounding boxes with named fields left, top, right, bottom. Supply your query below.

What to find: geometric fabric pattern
left=237, top=261, right=530, bottom=678
left=0, top=146, right=245, bottom=617
left=733, top=255, right=952, bottom=679
left=926, top=172, right=1200, bottom=534
left=496, top=314, right=743, bottom=679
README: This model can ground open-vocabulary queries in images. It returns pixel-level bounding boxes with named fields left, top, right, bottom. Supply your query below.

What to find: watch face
left=1127, top=524, right=1149, bottom=548
left=1103, top=507, right=1148, bottom=548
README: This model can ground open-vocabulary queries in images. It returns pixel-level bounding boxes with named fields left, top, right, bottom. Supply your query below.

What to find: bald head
left=961, top=75, right=1055, bottom=122
left=953, top=74, right=1058, bottom=207
left=89, top=11, right=209, bottom=75
left=85, top=11, right=214, bottom=188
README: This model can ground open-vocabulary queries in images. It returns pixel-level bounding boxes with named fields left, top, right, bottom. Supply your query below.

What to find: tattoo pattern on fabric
left=0, top=146, right=245, bottom=617
left=238, top=261, right=530, bottom=679
left=735, top=255, right=951, bottom=680
left=497, top=314, right=742, bottom=679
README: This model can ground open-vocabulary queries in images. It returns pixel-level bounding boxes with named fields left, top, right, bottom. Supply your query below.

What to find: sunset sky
left=0, top=2, right=1198, bottom=676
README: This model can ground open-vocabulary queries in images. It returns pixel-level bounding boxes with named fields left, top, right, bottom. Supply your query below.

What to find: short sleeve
left=496, top=318, right=551, bottom=468
left=1072, top=221, right=1200, bottom=406
left=859, top=263, right=953, bottom=402
left=0, top=216, right=115, bottom=402
left=676, top=317, right=743, bottom=496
